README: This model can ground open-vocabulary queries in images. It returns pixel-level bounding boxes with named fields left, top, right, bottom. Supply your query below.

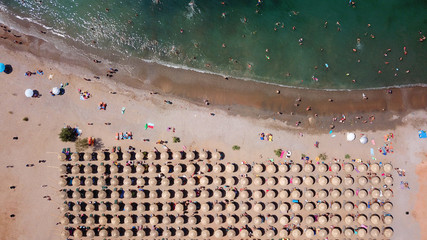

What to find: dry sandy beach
left=0, top=24, right=426, bottom=240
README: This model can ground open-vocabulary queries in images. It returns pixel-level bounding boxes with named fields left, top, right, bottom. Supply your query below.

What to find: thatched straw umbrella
left=318, top=215, right=328, bottom=225
left=291, top=189, right=301, bottom=199
left=331, top=227, right=341, bottom=237
left=279, top=229, right=289, bottom=238
left=357, top=202, right=367, bottom=212
left=319, top=176, right=328, bottom=186
left=385, top=176, right=393, bottom=185
left=279, top=215, right=290, bottom=225
left=84, top=177, right=92, bottom=187
left=344, top=215, right=353, bottom=225
left=58, top=178, right=67, bottom=187
left=149, top=204, right=159, bottom=213
left=110, top=177, right=119, bottom=187
left=123, top=165, right=132, bottom=174
left=371, top=214, right=380, bottom=225
left=135, top=152, right=143, bottom=161
left=266, top=215, right=277, bottom=225
left=318, top=228, right=328, bottom=237
left=72, top=191, right=81, bottom=200
left=370, top=163, right=380, bottom=172
left=241, top=202, right=250, bottom=212
left=83, top=152, right=91, bottom=161
left=124, top=204, right=132, bottom=212
left=305, top=202, right=315, bottom=211
left=357, top=163, right=368, bottom=173
left=58, top=153, right=67, bottom=161
left=267, top=202, right=276, bottom=211
left=384, top=163, right=393, bottom=173
left=291, top=164, right=302, bottom=173
left=124, top=177, right=132, bottom=186
left=147, top=151, right=156, bottom=161
left=226, top=164, right=235, bottom=173
left=291, top=228, right=302, bottom=238
left=73, top=216, right=82, bottom=224
left=331, top=202, right=341, bottom=211
left=212, top=151, right=221, bottom=160
left=189, top=229, right=198, bottom=238
left=318, top=163, right=328, bottom=172
left=305, top=228, right=315, bottom=238
left=370, top=202, right=380, bottom=212
left=186, top=151, right=195, bottom=160
left=253, top=164, right=264, bottom=173
left=370, top=227, right=380, bottom=237
left=61, top=230, right=70, bottom=238
left=60, top=216, right=69, bottom=225
left=305, top=215, right=315, bottom=224
left=254, top=190, right=264, bottom=199
left=162, top=215, right=171, bottom=224
left=201, top=203, right=211, bottom=213
left=201, top=164, right=211, bottom=173
left=201, top=229, right=211, bottom=238
left=86, top=229, right=95, bottom=237
left=254, top=177, right=264, bottom=186
left=318, top=202, right=328, bottom=212
left=267, top=177, right=277, bottom=186
left=149, top=215, right=159, bottom=225
left=201, top=215, right=211, bottom=225
left=187, top=164, right=196, bottom=174
left=371, top=176, right=381, bottom=185
left=188, top=190, right=196, bottom=199
left=213, top=164, right=222, bottom=173
left=253, top=229, right=264, bottom=238
left=279, top=190, right=289, bottom=199
left=172, top=151, right=181, bottom=160
left=265, top=229, right=275, bottom=238
left=163, top=229, right=171, bottom=237
left=188, top=177, right=197, bottom=186
left=176, top=216, right=185, bottom=225
left=371, top=189, right=381, bottom=198
left=279, top=164, right=289, bottom=173
left=110, top=152, right=118, bottom=161
left=358, top=189, right=368, bottom=198
left=279, top=177, right=289, bottom=186
left=266, top=190, right=277, bottom=199
left=226, top=177, right=236, bottom=186
left=214, top=216, right=225, bottom=224
left=172, top=164, right=182, bottom=173
left=384, top=201, right=393, bottom=211
left=199, top=150, right=208, bottom=160
left=279, top=203, right=289, bottom=213
left=304, top=176, right=315, bottom=186
left=71, top=153, right=79, bottom=162
left=240, top=177, right=249, bottom=186
left=344, top=189, right=354, bottom=198
left=86, top=216, right=95, bottom=226
left=150, top=229, right=158, bottom=237
left=98, top=165, right=106, bottom=174
left=110, top=164, right=118, bottom=174
left=98, top=203, right=107, bottom=212
left=266, top=164, right=277, bottom=173
left=214, top=189, right=223, bottom=199
left=71, top=165, right=80, bottom=174
left=226, top=203, right=236, bottom=213
left=160, top=152, right=169, bottom=160
left=304, top=164, right=314, bottom=173
left=318, top=189, right=328, bottom=198
left=356, top=214, right=367, bottom=225
left=226, top=190, right=236, bottom=200
left=240, top=164, right=249, bottom=173
left=73, top=229, right=83, bottom=238
left=175, top=203, right=185, bottom=213
left=137, top=203, right=145, bottom=212
left=59, top=164, right=67, bottom=174
left=254, top=203, right=264, bottom=212
left=331, top=215, right=341, bottom=224
left=292, top=176, right=302, bottom=185
left=344, top=228, right=354, bottom=237
left=227, top=215, right=237, bottom=225
left=291, top=203, right=302, bottom=212
left=147, top=164, right=156, bottom=173
left=124, top=229, right=133, bottom=238
left=240, top=229, right=249, bottom=238
left=344, top=163, right=354, bottom=172
left=85, top=190, right=94, bottom=200
left=99, top=229, right=108, bottom=237
left=188, top=202, right=197, bottom=213
left=111, top=190, right=120, bottom=199
left=111, top=216, right=120, bottom=226
left=200, top=189, right=211, bottom=198
left=344, top=202, right=354, bottom=212
left=384, top=227, right=394, bottom=237
left=384, top=189, right=393, bottom=198
left=331, top=163, right=340, bottom=172
left=305, top=189, right=315, bottom=198
left=111, top=229, right=120, bottom=237
left=358, top=176, right=368, bottom=186
left=331, top=189, right=341, bottom=199
left=331, top=176, right=341, bottom=186
left=240, top=215, right=250, bottom=225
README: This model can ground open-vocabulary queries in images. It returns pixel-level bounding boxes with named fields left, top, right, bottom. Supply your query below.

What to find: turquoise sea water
left=0, top=0, right=426, bottom=89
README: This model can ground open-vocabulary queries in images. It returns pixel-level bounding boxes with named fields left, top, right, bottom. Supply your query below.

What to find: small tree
left=23, top=117, right=29, bottom=121
left=301, top=153, right=306, bottom=159
left=345, top=154, right=351, bottom=159
left=274, top=149, right=283, bottom=157
left=59, top=127, right=77, bottom=142
left=172, top=137, right=181, bottom=143
left=75, top=138, right=89, bottom=152
left=319, top=153, right=327, bottom=161
left=232, top=145, right=240, bottom=150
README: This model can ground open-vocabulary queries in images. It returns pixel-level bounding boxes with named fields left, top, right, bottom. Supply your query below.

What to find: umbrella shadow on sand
left=4, top=64, right=13, bottom=74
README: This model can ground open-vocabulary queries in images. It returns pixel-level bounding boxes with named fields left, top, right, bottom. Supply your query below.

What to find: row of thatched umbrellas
left=58, top=155, right=394, bottom=175
left=63, top=225, right=394, bottom=238
left=60, top=211, right=394, bottom=227
left=61, top=197, right=393, bottom=214
left=59, top=186, right=394, bottom=202
left=59, top=173, right=394, bottom=191
left=58, top=150, right=221, bottom=162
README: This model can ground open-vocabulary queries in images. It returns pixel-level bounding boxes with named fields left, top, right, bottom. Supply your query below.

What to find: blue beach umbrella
left=0, top=63, right=5, bottom=72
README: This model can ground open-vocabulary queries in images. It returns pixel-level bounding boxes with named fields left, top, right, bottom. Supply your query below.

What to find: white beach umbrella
left=360, top=135, right=368, bottom=144
left=25, top=89, right=34, bottom=98
left=346, top=132, right=356, bottom=141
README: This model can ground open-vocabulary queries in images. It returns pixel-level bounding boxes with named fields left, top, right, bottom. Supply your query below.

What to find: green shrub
left=59, top=127, right=78, bottom=142
left=345, top=154, right=351, bottom=159
left=232, top=145, right=240, bottom=150
left=319, top=153, right=327, bottom=161
left=172, top=137, right=181, bottom=143
left=274, top=149, right=283, bottom=157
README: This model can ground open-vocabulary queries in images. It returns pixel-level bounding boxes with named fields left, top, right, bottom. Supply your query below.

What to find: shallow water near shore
left=0, top=0, right=426, bottom=89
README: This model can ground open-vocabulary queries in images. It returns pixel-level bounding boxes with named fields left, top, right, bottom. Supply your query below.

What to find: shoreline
left=0, top=22, right=426, bottom=240
left=1, top=22, right=427, bottom=135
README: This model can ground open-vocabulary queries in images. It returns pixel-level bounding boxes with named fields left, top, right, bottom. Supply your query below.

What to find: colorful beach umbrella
left=0, top=63, right=5, bottom=72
